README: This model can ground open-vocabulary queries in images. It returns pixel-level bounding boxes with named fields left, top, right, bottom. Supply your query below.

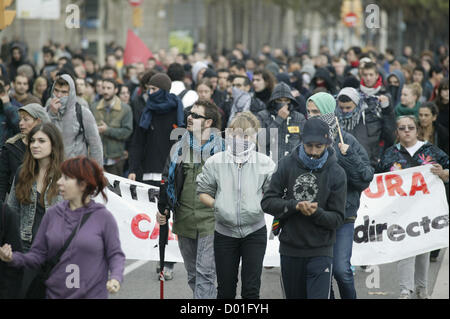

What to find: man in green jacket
left=91, top=78, right=133, bottom=175
left=157, top=99, right=224, bottom=297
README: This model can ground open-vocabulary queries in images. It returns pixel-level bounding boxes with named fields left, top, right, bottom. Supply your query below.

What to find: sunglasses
left=397, top=126, right=416, bottom=131
left=188, top=111, right=209, bottom=120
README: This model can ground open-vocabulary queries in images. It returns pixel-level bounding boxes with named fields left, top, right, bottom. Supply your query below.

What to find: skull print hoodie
left=261, top=145, right=347, bottom=258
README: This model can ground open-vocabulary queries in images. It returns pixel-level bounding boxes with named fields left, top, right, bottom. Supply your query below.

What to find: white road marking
left=124, top=260, right=150, bottom=276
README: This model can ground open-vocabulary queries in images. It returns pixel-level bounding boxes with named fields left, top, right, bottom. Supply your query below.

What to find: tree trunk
left=224, top=0, right=233, bottom=51
left=216, top=1, right=224, bottom=54
left=97, top=0, right=106, bottom=66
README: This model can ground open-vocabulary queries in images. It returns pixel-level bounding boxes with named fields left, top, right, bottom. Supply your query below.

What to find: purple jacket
left=10, top=200, right=125, bottom=299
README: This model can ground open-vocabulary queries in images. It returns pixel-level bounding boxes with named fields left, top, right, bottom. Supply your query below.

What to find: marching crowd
left=0, top=39, right=448, bottom=299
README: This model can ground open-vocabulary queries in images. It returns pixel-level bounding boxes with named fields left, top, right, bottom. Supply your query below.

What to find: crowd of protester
left=0, top=38, right=448, bottom=299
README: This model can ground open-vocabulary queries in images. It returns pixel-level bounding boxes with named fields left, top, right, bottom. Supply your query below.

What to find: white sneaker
left=398, top=290, right=412, bottom=299
left=416, top=287, right=429, bottom=299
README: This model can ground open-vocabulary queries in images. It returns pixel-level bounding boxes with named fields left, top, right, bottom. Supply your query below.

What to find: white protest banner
left=351, top=165, right=449, bottom=266
left=94, top=173, right=281, bottom=266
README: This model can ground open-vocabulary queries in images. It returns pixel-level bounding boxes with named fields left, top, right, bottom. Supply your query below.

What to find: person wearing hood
left=8, top=44, right=35, bottom=83
left=310, top=67, right=338, bottom=95
left=192, top=61, right=209, bottom=86
left=307, top=92, right=373, bottom=299
left=257, top=82, right=306, bottom=163
left=197, top=112, right=276, bottom=299
left=0, top=156, right=125, bottom=299
left=300, top=63, right=316, bottom=91
left=1, top=123, right=64, bottom=298
left=276, top=72, right=308, bottom=117
left=261, top=117, right=347, bottom=299
left=290, top=70, right=312, bottom=101
left=46, top=74, right=103, bottom=166
left=386, top=69, right=406, bottom=108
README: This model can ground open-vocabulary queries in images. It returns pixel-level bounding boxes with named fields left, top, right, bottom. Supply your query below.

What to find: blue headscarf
left=298, top=144, right=329, bottom=171
left=139, top=89, right=185, bottom=130
left=166, top=131, right=224, bottom=207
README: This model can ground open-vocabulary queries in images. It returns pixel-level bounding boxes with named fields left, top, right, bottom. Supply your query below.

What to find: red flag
left=123, top=29, right=154, bottom=65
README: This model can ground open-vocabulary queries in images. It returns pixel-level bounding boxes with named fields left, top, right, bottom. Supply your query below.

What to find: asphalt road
left=110, top=248, right=447, bottom=299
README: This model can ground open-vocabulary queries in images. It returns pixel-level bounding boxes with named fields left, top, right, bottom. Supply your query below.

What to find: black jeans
left=214, top=226, right=267, bottom=299
left=281, top=255, right=333, bottom=299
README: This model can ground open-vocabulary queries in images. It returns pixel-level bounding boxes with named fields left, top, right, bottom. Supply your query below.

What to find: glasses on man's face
left=188, top=111, right=208, bottom=120
left=397, top=126, right=416, bottom=131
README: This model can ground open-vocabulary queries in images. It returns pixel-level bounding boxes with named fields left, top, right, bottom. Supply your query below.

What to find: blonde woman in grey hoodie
left=197, top=112, right=276, bottom=299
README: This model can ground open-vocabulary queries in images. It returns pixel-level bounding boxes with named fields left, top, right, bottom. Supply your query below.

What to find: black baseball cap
left=302, top=117, right=332, bottom=145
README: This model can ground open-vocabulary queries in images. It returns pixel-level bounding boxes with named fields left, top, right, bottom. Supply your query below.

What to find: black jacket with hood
left=257, top=83, right=306, bottom=163
left=261, top=145, right=347, bottom=258
left=311, top=67, right=338, bottom=95
left=0, top=134, right=26, bottom=202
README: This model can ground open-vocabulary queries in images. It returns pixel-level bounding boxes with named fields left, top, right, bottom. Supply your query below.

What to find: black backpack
left=75, top=103, right=88, bottom=146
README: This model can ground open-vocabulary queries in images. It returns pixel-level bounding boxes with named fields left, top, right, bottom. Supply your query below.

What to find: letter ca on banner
left=130, top=213, right=176, bottom=241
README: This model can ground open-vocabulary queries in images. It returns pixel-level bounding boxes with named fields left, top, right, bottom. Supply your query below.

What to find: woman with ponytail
left=0, top=156, right=125, bottom=299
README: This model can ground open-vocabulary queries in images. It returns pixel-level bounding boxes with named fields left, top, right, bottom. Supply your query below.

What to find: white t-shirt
left=405, top=141, right=425, bottom=157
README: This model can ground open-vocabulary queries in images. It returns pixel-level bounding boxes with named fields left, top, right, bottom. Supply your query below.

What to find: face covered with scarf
left=225, top=133, right=256, bottom=163
left=306, top=93, right=339, bottom=144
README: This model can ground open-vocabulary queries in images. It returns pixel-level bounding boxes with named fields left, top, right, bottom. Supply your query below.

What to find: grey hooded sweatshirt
left=46, top=74, right=103, bottom=165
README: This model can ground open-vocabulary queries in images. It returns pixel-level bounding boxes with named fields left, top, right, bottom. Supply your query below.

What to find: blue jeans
left=330, top=222, right=357, bottom=299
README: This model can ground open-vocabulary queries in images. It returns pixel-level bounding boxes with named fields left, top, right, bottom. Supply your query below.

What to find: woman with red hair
left=0, top=156, right=125, bottom=299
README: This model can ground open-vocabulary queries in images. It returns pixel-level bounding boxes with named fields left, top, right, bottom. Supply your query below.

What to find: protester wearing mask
left=276, top=72, right=308, bottom=117
left=386, top=69, right=406, bottom=108
left=335, top=87, right=391, bottom=168
left=306, top=92, right=373, bottom=299
left=300, top=64, right=316, bottom=91
left=257, top=82, right=305, bottom=162
left=128, top=72, right=185, bottom=184
left=261, top=117, right=347, bottom=299
left=197, top=112, right=276, bottom=299
left=46, top=74, right=103, bottom=166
